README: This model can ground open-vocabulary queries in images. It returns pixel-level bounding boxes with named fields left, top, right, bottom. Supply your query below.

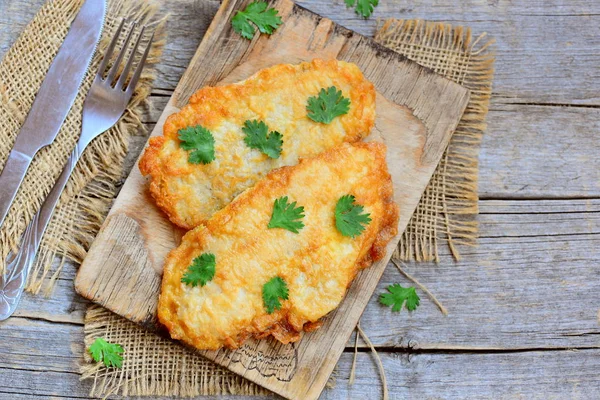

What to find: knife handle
left=0, top=145, right=82, bottom=320
left=0, top=149, right=33, bottom=229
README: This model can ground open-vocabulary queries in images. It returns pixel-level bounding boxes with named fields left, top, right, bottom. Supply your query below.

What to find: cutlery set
left=0, top=0, right=153, bottom=320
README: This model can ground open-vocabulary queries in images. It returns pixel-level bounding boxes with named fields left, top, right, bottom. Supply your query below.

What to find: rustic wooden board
left=74, top=0, right=468, bottom=398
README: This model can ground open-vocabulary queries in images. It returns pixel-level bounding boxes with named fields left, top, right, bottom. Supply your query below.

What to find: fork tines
left=98, top=18, right=154, bottom=92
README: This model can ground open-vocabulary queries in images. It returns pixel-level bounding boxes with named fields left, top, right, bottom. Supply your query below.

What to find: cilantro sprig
left=344, top=0, right=379, bottom=18
left=306, top=86, right=351, bottom=124
left=232, top=1, right=283, bottom=40
left=181, top=253, right=216, bottom=287
left=334, top=195, right=371, bottom=238
left=268, top=196, right=305, bottom=233
left=242, top=119, right=283, bottom=159
left=178, top=125, right=215, bottom=165
left=88, top=338, right=124, bottom=368
left=262, top=276, right=289, bottom=314
left=379, top=284, right=420, bottom=312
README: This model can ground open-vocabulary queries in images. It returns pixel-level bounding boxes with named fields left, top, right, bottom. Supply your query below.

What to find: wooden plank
left=477, top=202, right=600, bottom=237
left=327, top=349, right=600, bottom=399
left=296, top=0, right=600, bottom=106
left=11, top=200, right=600, bottom=353
left=7, top=1, right=600, bottom=201
left=138, top=97, right=600, bottom=199
left=147, top=0, right=221, bottom=90
left=139, top=96, right=600, bottom=200
left=4, top=349, right=600, bottom=400
left=4, top=0, right=600, bottom=106
left=3, top=315, right=600, bottom=399
left=13, top=273, right=87, bottom=324
left=480, top=102, right=600, bottom=198
left=74, top=0, right=469, bottom=398
left=3, top=349, right=600, bottom=400
left=359, top=198, right=600, bottom=350
left=479, top=198, right=600, bottom=214
left=0, top=0, right=43, bottom=56
left=0, top=369, right=94, bottom=399
left=4, top=320, right=600, bottom=400
left=0, top=317, right=83, bottom=373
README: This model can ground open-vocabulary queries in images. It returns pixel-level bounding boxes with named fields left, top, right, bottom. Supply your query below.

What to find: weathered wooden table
left=1, top=0, right=599, bottom=398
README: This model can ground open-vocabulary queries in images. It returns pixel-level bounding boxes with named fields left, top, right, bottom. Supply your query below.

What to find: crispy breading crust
left=139, top=59, right=376, bottom=229
left=158, top=142, right=398, bottom=350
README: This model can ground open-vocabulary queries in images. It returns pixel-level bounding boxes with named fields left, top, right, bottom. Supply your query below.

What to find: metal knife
left=0, top=0, right=106, bottom=229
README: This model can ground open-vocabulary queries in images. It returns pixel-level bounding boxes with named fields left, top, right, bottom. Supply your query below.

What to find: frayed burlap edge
left=82, top=304, right=335, bottom=397
left=375, top=20, right=495, bottom=262
left=82, top=305, right=269, bottom=398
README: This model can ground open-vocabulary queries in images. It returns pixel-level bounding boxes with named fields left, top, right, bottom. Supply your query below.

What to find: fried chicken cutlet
left=139, top=59, right=376, bottom=229
left=158, top=142, right=399, bottom=350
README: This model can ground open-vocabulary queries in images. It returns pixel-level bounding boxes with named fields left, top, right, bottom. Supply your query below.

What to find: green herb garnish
left=379, top=284, right=420, bottom=312
left=334, top=194, right=371, bottom=238
left=344, top=0, right=379, bottom=18
left=306, top=86, right=351, bottom=124
left=262, top=276, right=289, bottom=313
left=178, top=125, right=215, bottom=164
left=268, top=196, right=305, bottom=233
left=88, top=338, right=124, bottom=368
left=242, top=119, right=283, bottom=159
left=181, top=253, right=216, bottom=287
left=232, top=1, right=283, bottom=40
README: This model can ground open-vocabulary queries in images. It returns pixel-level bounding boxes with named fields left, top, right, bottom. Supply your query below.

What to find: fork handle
left=0, top=144, right=84, bottom=320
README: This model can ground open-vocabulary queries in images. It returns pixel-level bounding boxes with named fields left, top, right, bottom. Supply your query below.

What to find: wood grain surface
left=1, top=0, right=600, bottom=399
left=73, top=0, right=469, bottom=397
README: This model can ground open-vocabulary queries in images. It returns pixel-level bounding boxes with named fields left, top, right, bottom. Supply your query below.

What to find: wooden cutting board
left=75, top=0, right=469, bottom=398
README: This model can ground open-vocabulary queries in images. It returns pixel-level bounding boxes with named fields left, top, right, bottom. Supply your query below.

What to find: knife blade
left=0, top=0, right=106, bottom=228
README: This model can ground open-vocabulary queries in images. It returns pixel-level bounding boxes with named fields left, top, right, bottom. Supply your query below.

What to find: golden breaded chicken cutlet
left=139, top=59, right=376, bottom=229
left=158, top=142, right=399, bottom=350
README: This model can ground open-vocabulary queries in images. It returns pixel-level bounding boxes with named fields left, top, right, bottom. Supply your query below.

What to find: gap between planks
left=9, top=311, right=600, bottom=353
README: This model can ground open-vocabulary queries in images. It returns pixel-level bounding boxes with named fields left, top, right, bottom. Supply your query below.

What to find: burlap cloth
left=0, top=1, right=494, bottom=397
left=0, top=0, right=165, bottom=288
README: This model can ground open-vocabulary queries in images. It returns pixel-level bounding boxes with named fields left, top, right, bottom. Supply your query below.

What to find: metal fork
left=0, top=19, right=154, bottom=320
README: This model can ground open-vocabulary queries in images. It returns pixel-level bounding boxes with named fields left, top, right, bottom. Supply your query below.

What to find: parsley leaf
left=262, top=276, right=289, bottom=313
left=231, top=1, right=283, bottom=40
left=334, top=195, right=371, bottom=238
left=268, top=196, right=305, bottom=233
left=178, top=125, right=215, bottom=165
left=344, top=0, right=379, bottom=18
left=181, top=253, right=216, bottom=287
left=306, top=86, right=351, bottom=124
left=379, top=284, right=420, bottom=312
left=242, top=119, right=283, bottom=159
left=88, top=338, right=124, bottom=368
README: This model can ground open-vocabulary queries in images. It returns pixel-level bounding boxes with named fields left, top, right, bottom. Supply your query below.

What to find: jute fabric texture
left=376, top=20, right=495, bottom=262
left=0, top=1, right=493, bottom=396
left=0, top=0, right=164, bottom=293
